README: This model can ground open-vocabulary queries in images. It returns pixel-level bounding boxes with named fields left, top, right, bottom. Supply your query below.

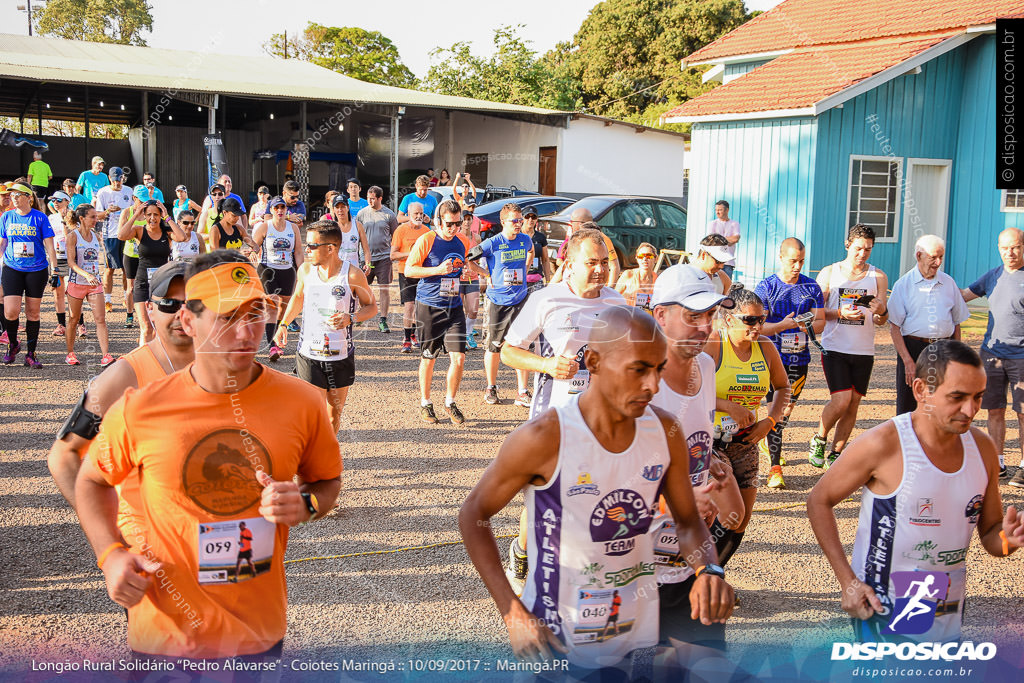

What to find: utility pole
left=16, top=0, right=36, bottom=35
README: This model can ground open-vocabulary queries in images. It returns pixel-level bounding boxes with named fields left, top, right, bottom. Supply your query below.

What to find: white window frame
left=1001, top=189, right=1024, bottom=213
left=845, top=154, right=902, bottom=243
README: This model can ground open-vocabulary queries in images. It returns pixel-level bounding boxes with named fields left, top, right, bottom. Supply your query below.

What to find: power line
left=584, top=72, right=685, bottom=113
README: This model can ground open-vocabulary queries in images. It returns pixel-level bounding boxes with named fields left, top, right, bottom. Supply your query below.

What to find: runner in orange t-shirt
left=233, top=521, right=256, bottom=582
left=390, top=202, right=432, bottom=352
left=76, top=251, right=342, bottom=660
left=48, top=261, right=195, bottom=547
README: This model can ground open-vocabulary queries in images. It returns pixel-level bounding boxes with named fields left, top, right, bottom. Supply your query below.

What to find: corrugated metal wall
left=688, top=117, right=818, bottom=285
left=155, top=127, right=261, bottom=205
left=950, top=34, right=1024, bottom=285
left=812, top=47, right=966, bottom=281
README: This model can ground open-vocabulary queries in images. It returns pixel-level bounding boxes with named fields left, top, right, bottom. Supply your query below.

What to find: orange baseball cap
left=184, top=262, right=267, bottom=314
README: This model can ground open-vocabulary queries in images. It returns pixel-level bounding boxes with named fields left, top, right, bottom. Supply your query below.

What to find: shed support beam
left=390, top=114, right=399, bottom=209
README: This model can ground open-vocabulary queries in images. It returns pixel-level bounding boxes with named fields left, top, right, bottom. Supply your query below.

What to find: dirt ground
left=1, top=293, right=1023, bottom=680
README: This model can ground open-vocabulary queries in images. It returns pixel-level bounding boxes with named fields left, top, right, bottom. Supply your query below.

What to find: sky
left=1, top=0, right=785, bottom=79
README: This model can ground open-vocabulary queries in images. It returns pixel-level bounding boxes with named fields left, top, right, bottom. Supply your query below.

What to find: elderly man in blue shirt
left=888, top=234, right=969, bottom=416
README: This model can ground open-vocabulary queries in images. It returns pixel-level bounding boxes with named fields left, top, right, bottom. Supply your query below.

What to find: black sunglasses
left=152, top=298, right=184, bottom=314
left=305, top=242, right=333, bottom=250
left=733, top=314, right=766, bottom=326
left=442, top=220, right=461, bottom=228
left=180, top=220, right=196, bottom=225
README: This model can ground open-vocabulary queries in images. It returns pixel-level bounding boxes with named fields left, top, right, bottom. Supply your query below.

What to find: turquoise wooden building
left=665, top=0, right=1024, bottom=286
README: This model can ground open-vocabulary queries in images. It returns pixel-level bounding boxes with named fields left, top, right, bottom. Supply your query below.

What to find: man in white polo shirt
left=887, top=235, right=969, bottom=415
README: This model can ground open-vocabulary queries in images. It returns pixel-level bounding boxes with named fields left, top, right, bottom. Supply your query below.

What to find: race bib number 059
left=197, top=516, right=275, bottom=584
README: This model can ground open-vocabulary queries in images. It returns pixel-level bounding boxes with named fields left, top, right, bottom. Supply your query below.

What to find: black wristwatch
left=300, top=492, right=319, bottom=519
left=697, top=563, right=726, bottom=580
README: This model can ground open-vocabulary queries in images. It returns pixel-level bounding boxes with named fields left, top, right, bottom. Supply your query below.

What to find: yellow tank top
left=713, top=336, right=770, bottom=436
left=122, top=220, right=144, bottom=258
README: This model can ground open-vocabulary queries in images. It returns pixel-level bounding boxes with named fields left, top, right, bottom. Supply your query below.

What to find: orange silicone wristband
left=1001, top=530, right=1010, bottom=557
left=97, top=542, right=126, bottom=569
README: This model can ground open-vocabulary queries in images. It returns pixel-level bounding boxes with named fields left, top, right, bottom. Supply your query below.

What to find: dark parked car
left=540, top=196, right=688, bottom=269
left=474, top=195, right=575, bottom=238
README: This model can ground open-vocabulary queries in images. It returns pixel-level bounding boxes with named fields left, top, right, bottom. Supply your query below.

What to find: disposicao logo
left=831, top=641, right=996, bottom=662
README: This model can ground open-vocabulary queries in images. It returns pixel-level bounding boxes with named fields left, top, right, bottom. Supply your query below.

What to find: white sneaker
left=505, top=539, right=527, bottom=597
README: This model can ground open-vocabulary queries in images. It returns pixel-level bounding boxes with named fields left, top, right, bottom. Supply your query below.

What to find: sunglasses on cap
left=732, top=313, right=766, bottom=326
left=152, top=298, right=185, bottom=314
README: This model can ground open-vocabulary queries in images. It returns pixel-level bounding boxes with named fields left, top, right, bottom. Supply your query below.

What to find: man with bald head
left=963, top=228, right=1024, bottom=483
left=499, top=228, right=625, bottom=591
left=754, top=237, right=825, bottom=488
left=553, top=208, right=620, bottom=285
left=889, top=235, right=969, bottom=415
left=460, top=305, right=733, bottom=673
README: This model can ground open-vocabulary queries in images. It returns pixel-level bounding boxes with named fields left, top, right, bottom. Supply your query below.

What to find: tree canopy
left=34, top=0, right=153, bottom=46
left=424, top=0, right=752, bottom=128
left=264, top=23, right=417, bottom=89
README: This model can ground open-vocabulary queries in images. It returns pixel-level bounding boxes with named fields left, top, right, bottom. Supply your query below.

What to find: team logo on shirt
left=331, top=285, right=346, bottom=299
left=964, top=494, right=983, bottom=523
left=182, top=429, right=272, bottom=515
left=230, top=267, right=251, bottom=285
left=590, top=489, right=655, bottom=556
left=885, top=571, right=949, bottom=635
left=558, top=313, right=580, bottom=332
left=909, top=497, right=941, bottom=526
left=568, top=472, right=600, bottom=497
left=641, top=465, right=664, bottom=482
left=272, top=237, right=290, bottom=249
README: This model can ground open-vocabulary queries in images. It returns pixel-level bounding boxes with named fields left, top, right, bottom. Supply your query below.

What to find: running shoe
left=1000, top=465, right=1008, bottom=479
left=767, top=465, right=785, bottom=489
left=105, top=302, right=113, bottom=313
left=378, top=318, right=390, bottom=333
left=808, top=435, right=827, bottom=468
left=124, top=314, right=136, bottom=329
left=484, top=386, right=500, bottom=405
left=0, top=331, right=7, bottom=345
left=52, top=324, right=66, bottom=337
left=420, top=403, right=438, bottom=424
left=268, top=345, right=283, bottom=362
left=2, top=342, right=20, bottom=364
left=411, top=333, right=420, bottom=349
left=466, top=334, right=478, bottom=350
left=78, top=324, right=88, bottom=338
left=447, top=402, right=465, bottom=425
left=505, top=539, right=528, bottom=597
left=100, top=353, right=115, bottom=368
left=1009, top=469, right=1024, bottom=489
left=65, top=352, right=81, bottom=366
left=287, top=320, right=300, bottom=332
left=24, top=352, right=42, bottom=369
left=400, top=340, right=412, bottom=353
left=514, top=389, right=533, bottom=408
left=825, top=450, right=841, bottom=469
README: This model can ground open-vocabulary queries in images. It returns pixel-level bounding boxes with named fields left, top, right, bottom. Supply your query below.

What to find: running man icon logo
left=886, top=571, right=950, bottom=635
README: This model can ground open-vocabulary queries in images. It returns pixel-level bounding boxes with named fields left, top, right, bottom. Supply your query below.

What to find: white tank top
left=337, top=221, right=361, bottom=267
left=849, top=413, right=987, bottom=643
left=172, top=232, right=202, bottom=261
left=521, top=397, right=668, bottom=670
left=821, top=263, right=879, bottom=356
left=261, top=222, right=297, bottom=270
left=70, top=229, right=102, bottom=285
left=647, top=353, right=716, bottom=585
left=298, top=261, right=354, bottom=361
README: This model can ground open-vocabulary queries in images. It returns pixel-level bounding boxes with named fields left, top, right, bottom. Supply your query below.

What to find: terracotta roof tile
left=666, top=34, right=953, bottom=118
left=687, top=0, right=1024, bottom=63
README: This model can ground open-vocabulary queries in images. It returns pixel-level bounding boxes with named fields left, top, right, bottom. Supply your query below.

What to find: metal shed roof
left=0, top=33, right=564, bottom=117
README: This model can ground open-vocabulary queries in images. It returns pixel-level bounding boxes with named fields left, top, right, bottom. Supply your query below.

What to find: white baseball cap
left=651, top=264, right=734, bottom=312
left=700, top=244, right=733, bottom=263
